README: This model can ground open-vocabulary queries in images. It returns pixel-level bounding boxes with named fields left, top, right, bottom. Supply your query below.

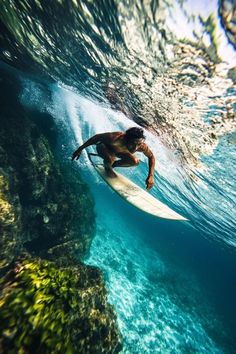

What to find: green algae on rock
left=0, top=170, right=23, bottom=272
left=0, top=66, right=95, bottom=270
left=0, top=258, right=122, bottom=353
left=0, top=67, right=122, bottom=352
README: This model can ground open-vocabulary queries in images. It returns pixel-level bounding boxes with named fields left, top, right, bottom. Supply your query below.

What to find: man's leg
left=112, top=153, right=139, bottom=168
left=96, top=144, right=117, bottom=177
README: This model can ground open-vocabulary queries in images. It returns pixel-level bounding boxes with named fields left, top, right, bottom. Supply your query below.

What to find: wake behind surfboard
left=88, top=153, right=187, bottom=221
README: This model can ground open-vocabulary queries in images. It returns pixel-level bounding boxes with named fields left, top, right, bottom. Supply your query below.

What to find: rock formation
left=0, top=65, right=122, bottom=352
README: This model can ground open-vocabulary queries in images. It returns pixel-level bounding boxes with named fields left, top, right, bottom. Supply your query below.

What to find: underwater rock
left=0, top=67, right=122, bottom=352
left=0, top=170, right=22, bottom=272
left=0, top=258, right=122, bottom=353
left=0, top=67, right=95, bottom=269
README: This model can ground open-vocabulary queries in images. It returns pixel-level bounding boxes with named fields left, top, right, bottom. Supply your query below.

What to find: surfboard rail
left=88, top=152, right=187, bottom=221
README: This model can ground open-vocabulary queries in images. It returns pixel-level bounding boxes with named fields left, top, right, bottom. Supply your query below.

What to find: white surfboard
left=88, top=153, right=187, bottom=221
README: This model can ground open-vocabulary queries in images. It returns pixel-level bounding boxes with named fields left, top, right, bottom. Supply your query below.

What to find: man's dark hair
left=125, top=127, right=145, bottom=140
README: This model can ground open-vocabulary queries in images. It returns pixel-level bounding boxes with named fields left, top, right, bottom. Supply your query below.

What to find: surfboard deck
left=88, top=153, right=187, bottom=221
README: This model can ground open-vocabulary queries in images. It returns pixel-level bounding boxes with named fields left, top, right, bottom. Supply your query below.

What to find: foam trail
left=62, top=88, right=185, bottom=182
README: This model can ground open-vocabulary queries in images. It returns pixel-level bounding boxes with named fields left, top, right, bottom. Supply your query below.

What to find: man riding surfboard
left=72, top=127, right=155, bottom=190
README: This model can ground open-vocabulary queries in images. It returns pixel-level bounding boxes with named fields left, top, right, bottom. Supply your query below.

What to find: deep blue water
left=18, top=81, right=236, bottom=352
left=1, top=0, right=236, bottom=352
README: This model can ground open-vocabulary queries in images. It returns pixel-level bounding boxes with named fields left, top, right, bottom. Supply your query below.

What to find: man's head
left=125, top=127, right=145, bottom=143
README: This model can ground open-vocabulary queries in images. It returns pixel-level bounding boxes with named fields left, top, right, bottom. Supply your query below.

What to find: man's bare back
left=72, top=127, right=155, bottom=190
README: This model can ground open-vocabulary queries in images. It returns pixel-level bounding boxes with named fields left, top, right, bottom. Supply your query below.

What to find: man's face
left=125, top=137, right=144, bottom=152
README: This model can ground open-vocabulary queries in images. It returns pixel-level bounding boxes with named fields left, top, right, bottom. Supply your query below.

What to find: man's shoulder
left=99, top=131, right=123, bottom=143
left=137, top=142, right=153, bottom=156
left=108, top=131, right=123, bottom=140
left=137, top=141, right=148, bottom=150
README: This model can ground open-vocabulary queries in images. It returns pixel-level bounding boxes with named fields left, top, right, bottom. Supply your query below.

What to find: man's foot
left=105, top=167, right=117, bottom=178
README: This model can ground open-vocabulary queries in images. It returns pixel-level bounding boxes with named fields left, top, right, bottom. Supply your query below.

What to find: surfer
left=72, top=127, right=155, bottom=190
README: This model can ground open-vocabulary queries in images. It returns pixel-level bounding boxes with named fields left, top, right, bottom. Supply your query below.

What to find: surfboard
left=88, top=153, right=187, bottom=221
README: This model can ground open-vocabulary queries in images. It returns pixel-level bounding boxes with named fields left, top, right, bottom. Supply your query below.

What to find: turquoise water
left=1, top=0, right=236, bottom=351
left=87, top=187, right=232, bottom=353
left=76, top=98, right=236, bottom=353
left=19, top=81, right=236, bottom=352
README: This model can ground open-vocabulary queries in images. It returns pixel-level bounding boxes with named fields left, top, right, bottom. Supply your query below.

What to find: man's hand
left=72, top=148, right=82, bottom=161
left=146, top=175, right=154, bottom=190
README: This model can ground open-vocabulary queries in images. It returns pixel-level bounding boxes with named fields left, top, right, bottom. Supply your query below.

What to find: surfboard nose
left=88, top=152, right=187, bottom=221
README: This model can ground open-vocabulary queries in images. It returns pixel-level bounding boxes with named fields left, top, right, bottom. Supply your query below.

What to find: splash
left=0, top=0, right=235, bottom=166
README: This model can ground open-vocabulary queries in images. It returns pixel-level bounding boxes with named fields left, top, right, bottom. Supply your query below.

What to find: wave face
left=16, top=78, right=235, bottom=352
left=1, top=1, right=236, bottom=352
left=1, top=0, right=235, bottom=246
left=1, top=1, right=236, bottom=155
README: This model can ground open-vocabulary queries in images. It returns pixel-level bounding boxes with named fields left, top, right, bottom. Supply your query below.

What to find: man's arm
left=137, top=143, right=155, bottom=190
left=72, top=132, right=120, bottom=160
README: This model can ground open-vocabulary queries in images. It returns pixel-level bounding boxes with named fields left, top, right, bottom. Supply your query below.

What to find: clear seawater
left=1, top=0, right=236, bottom=352
left=19, top=83, right=236, bottom=353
